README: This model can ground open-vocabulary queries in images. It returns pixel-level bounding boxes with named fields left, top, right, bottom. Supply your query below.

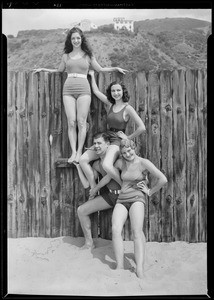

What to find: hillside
left=6, top=18, right=211, bottom=72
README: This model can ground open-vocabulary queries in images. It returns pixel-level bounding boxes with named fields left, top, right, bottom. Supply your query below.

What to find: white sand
left=8, top=237, right=207, bottom=296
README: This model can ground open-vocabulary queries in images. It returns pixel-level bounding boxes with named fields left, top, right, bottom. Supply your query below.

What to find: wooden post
left=197, top=69, right=207, bottom=242
left=186, top=69, right=199, bottom=242
left=49, top=72, right=63, bottom=237
left=147, top=72, right=161, bottom=242
left=172, top=70, right=187, bottom=241
left=7, top=71, right=17, bottom=238
left=136, top=71, right=149, bottom=241
left=16, top=72, right=28, bottom=237
left=160, top=70, right=173, bottom=242
left=38, top=72, right=51, bottom=237
left=27, top=72, right=40, bottom=237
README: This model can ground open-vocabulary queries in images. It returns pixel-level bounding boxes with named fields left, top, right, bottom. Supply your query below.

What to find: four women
left=35, top=26, right=168, bottom=279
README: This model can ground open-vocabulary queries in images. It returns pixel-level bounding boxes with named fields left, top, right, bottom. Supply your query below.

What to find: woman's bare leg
left=75, top=94, right=91, bottom=163
left=112, top=203, right=128, bottom=269
left=129, top=202, right=146, bottom=278
left=63, top=95, right=77, bottom=163
left=79, top=149, right=99, bottom=188
left=102, top=145, right=121, bottom=185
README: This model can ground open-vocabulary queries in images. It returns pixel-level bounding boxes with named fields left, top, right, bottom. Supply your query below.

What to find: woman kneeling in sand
left=112, top=139, right=168, bottom=278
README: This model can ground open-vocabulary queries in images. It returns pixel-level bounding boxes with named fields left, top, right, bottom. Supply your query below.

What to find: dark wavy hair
left=106, top=81, right=130, bottom=104
left=64, top=27, right=93, bottom=58
left=93, top=132, right=110, bottom=143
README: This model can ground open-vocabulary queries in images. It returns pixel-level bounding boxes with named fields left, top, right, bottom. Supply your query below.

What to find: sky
left=2, top=8, right=212, bottom=37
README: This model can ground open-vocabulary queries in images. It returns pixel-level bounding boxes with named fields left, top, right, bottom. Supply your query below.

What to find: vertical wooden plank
left=123, top=72, right=137, bottom=240
left=172, top=70, right=187, bottom=241
left=136, top=71, right=149, bottom=241
left=123, top=72, right=136, bottom=139
left=27, top=71, right=40, bottom=237
left=49, top=72, right=63, bottom=237
left=7, top=71, right=17, bottom=238
left=38, top=72, right=51, bottom=237
left=160, top=70, right=173, bottom=242
left=16, top=72, right=28, bottom=237
left=61, top=169, right=73, bottom=237
left=96, top=73, right=113, bottom=240
left=147, top=72, right=161, bottom=242
left=198, top=69, right=207, bottom=241
left=99, top=208, right=113, bottom=240
left=186, top=69, right=199, bottom=242
left=203, top=70, right=207, bottom=242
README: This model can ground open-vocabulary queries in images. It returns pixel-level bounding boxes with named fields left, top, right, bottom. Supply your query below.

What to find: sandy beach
left=8, top=237, right=207, bottom=296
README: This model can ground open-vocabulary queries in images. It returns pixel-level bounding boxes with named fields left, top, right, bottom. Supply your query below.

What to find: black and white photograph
left=3, top=4, right=211, bottom=297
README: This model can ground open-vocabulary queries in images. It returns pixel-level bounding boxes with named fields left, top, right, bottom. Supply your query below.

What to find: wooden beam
left=55, top=158, right=75, bottom=168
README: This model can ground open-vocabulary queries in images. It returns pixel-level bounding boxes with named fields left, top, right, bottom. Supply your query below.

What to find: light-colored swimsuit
left=117, top=159, right=149, bottom=210
left=63, top=54, right=91, bottom=98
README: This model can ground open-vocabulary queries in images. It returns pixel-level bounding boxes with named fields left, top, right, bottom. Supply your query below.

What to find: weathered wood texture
left=7, top=70, right=207, bottom=241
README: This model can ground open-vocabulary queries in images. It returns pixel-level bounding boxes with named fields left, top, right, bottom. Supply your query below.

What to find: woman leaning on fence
left=33, top=26, right=127, bottom=163
left=112, top=139, right=168, bottom=278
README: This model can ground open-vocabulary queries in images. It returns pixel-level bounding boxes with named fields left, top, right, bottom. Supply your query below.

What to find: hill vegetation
left=7, top=18, right=210, bottom=72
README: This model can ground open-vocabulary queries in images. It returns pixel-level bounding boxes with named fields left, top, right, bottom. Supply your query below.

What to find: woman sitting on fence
left=33, top=27, right=127, bottom=163
left=79, top=70, right=146, bottom=197
left=112, top=139, right=167, bottom=278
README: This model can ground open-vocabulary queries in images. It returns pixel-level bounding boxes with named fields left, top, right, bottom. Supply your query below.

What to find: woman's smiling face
left=121, top=146, right=136, bottom=161
left=111, top=84, right=123, bottom=101
left=71, top=32, right=82, bottom=48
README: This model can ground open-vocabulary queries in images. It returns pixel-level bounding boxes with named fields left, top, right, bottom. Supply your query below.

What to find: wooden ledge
left=55, top=158, right=75, bottom=168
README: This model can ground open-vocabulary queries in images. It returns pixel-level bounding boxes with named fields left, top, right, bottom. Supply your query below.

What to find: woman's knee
left=112, top=223, right=123, bottom=237
left=77, top=205, right=87, bottom=217
left=67, top=119, right=76, bottom=130
left=79, top=153, right=90, bottom=167
left=77, top=118, right=87, bottom=130
left=132, top=228, right=142, bottom=240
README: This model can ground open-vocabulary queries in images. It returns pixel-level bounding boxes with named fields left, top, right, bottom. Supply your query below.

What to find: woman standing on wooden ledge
left=33, top=27, right=128, bottom=163
left=112, top=139, right=168, bottom=278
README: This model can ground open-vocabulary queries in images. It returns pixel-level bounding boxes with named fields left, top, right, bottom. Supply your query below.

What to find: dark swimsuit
left=106, top=104, right=129, bottom=146
left=96, top=160, right=121, bottom=207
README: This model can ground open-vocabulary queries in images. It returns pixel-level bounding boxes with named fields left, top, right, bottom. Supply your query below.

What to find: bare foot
left=80, top=243, right=95, bottom=250
left=68, top=152, right=77, bottom=164
left=114, top=264, right=124, bottom=270
left=136, top=266, right=145, bottom=279
left=74, top=152, right=82, bottom=163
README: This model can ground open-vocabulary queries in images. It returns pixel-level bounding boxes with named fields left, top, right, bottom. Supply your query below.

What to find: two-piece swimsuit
left=63, top=53, right=91, bottom=99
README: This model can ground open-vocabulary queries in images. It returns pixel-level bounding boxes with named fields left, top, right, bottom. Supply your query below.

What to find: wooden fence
left=7, top=70, right=207, bottom=242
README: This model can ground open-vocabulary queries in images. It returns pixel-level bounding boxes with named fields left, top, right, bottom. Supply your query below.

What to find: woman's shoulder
left=124, top=103, right=134, bottom=111
left=139, top=157, right=154, bottom=169
left=62, top=53, right=69, bottom=61
left=114, top=158, right=123, bottom=169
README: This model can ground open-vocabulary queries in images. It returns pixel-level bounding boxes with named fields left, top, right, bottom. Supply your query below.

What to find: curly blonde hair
left=120, top=139, right=136, bottom=150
